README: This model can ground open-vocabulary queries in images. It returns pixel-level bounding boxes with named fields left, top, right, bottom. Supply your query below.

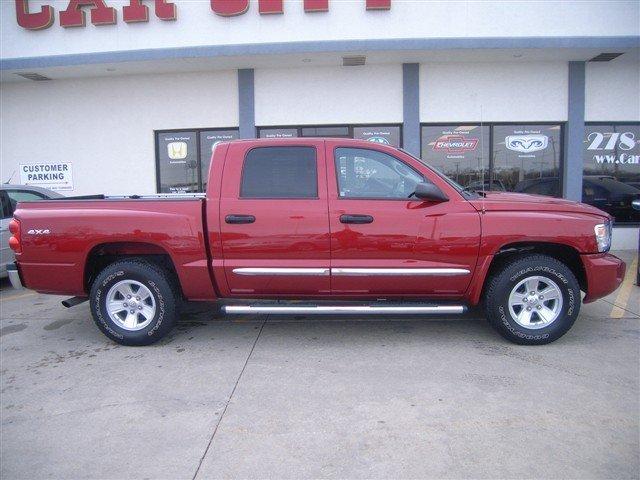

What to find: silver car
left=1, top=185, right=64, bottom=278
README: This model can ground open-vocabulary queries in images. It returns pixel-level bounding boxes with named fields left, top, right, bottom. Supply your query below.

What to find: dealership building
left=1, top=0, right=639, bottom=247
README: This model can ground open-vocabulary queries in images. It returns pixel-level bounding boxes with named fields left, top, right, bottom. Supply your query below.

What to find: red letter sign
left=210, top=0, right=248, bottom=16
left=259, top=0, right=282, bottom=14
left=59, top=0, right=117, bottom=27
left=123, top=0, right=176, bottom=22
left=15, top=0, right=54, bottom=30
left=366, top=0, right=391, bottom=9
left=304, top=0, right=328, bottom=12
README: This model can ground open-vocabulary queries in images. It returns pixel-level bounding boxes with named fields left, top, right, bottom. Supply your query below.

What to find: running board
left=223, top=305, right=465, bottom=315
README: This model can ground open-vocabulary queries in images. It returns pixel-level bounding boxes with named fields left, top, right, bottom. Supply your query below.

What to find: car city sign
left=586, top=130, right=640, bottom=165
left=15, top=0, right=391, bottom=30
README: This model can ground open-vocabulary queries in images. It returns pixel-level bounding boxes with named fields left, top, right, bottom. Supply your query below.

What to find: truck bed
left=12, top=197, right=216, bottom=300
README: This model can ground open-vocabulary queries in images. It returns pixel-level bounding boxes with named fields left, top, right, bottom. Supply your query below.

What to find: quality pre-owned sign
left=157, top=131, right=198, bottom=193
left=420, top=125, right=489, bottom=189
left=20, top=163, right=74, bottom=191
left=353, top=126, right=400, bottom=147
left=422, top=125, right=488, bottom=162
left=495, top=125, right=560, bottom=161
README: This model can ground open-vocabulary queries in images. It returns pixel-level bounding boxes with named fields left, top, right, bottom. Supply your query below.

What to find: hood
left=468, top=191, right=609, bottom=219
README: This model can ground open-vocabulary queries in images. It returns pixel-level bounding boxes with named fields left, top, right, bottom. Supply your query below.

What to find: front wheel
left=90, top=259, right=178, bottom=346
left=484, top=254, right=581, bottom=345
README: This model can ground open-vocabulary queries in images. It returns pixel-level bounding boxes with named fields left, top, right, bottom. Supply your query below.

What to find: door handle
left=340, top=214, right=374, bottom=224
left=225, top=214, right=256, bottom=224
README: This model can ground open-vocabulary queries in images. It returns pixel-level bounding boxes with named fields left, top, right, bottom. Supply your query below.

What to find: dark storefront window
left=492, top=124, right=562, bottom=196
left=421, top=124, right=562, bottom=197
left=582, top=123, right=640, bottom=224
left=199, top=130, right=239, bottom=190
left=421, top=125, right=489, bottom=189
left=156, top=128, right=238, bottom=193
left=353, top=126, right=401, bottom=147
left=157, top=131, right=199, bottom=193
left=257, top=125, right=402, bottom=147
left=301, top=126, right=350, bottom=137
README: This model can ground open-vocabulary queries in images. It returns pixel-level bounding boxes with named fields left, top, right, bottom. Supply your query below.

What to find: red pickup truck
left=7, top=139, right=625, bottom=346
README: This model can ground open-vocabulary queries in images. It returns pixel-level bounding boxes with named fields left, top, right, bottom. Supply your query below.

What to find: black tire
left=484, top=254, right=581, bottom=345
left=89, top=258, right=178, bottom=346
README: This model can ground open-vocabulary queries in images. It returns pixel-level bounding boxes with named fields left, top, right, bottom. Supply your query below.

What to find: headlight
left=594, top=220, right=612, bottom=253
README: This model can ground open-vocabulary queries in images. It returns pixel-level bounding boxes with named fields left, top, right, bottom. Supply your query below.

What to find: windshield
left=399, top=148, right=479, bottom=198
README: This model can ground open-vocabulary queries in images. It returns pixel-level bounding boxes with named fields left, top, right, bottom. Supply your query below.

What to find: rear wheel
left=89, top=258, right=178, bottom=346
left=484, top=254, right=581, bottom=345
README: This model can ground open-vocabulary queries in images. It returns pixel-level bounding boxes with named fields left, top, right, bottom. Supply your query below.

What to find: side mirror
left=632, top=199, right=640, bottom=211
left=411, top=182, right=449, bottom=202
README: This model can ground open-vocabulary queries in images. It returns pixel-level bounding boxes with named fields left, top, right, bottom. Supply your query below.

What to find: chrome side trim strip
left=233, top=268, right=329, bottom=276
left=224, top=305, right=465, bottom=315
left=331, top=268, right=470, bottom=276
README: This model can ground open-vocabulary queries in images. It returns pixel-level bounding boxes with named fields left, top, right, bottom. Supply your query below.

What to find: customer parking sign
left=19, top=163, right=74, bottom=191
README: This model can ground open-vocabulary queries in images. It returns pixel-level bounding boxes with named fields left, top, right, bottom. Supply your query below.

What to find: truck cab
left=212, top=139, right=480, bottom=298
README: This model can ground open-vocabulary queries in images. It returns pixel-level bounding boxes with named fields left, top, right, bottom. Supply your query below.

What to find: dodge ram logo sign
left=505, top=134, right=549, bottom=153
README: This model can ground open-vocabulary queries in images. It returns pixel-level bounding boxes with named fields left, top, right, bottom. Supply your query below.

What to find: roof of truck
left=224, top=137, right=397, bottom=146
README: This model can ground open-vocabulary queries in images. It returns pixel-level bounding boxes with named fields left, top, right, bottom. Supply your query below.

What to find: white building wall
left=255, top=64, right=403, bottom=126
left=420, top=62, right=569, bottom=122
left=0, top=70, right=238, bottom=195
left=585, top=60, right=640, bottom=122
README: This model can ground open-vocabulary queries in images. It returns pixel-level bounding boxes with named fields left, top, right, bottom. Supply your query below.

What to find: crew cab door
left=326, top=141, right=481, bottom=297
left=218, top=140, right=330, bottom=296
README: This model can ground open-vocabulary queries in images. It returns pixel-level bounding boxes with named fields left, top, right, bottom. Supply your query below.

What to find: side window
left=6, top=190, right=46, bottom=202
left=240, top=147, right=318, bottom=199
left=0, top=192, right=12, bottom=219
left=5, top=190, right=45, bottom=215
left=335, top=148, right=424, bottom=199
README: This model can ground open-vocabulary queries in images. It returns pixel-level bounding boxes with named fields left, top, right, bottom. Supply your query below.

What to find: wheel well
left=84, top=242, right=181, bottom=296
left=484, top=242, right=587, bottom=293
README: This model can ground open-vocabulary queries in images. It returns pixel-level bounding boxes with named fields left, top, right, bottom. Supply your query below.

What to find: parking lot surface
left=1, top=251, right=638, bottom=479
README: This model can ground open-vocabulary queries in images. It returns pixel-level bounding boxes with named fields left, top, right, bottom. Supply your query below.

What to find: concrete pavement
left=1, top=251, right=638, bottom=479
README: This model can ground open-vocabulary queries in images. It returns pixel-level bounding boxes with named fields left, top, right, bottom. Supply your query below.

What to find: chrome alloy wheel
left=105, top=280, right=156, bottom=331
left=508, top=275, right=563, bottom=329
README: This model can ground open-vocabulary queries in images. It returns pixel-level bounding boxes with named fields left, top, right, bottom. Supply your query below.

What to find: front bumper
left=7, top=263, right=24, bottom=290
left=582, top=253, right=626, bottom=303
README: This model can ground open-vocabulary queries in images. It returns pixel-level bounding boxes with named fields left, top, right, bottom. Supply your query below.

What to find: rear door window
left=240, top=147, right=318, bottom=198
left=5, top=190, right=46, bottom=214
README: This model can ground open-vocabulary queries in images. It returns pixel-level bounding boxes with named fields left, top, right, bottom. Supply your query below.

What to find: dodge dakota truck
left=7, top=138, right=625, bottom=346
